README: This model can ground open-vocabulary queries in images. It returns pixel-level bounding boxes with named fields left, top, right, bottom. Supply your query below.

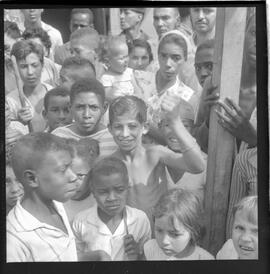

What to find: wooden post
left=203, top=7, right=247, bottom=255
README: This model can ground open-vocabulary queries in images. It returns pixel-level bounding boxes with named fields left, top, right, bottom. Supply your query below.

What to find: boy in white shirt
left=72, top=156, right=151, bottom=261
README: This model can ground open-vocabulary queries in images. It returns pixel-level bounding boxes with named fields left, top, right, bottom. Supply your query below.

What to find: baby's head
left=232, top=195, right=258, bottom=259
left=87, top=156, right=129, bottom=219
left=11, top=132, right=77, bottom=203
left=128, top=39, right=153, bottom=71
left=153, top=189, right=203, bottom=258
left=108, top=96, right=148, bottom=152
left=104, top=36, right=129, bottom=74
left=65, top=138, right=99, bottom=201
left=60, top=56, right=96, bottom=91
left=42, top=86, right=72, bottom=132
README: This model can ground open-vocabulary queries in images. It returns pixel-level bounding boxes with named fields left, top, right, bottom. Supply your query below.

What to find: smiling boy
left=52, top=78, right=118, bottom=157
left=108, top=95, right=205, bottom=229
left=6, top=132, right=78, bottom=262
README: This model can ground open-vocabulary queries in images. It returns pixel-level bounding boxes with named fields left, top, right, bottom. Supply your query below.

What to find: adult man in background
left=54, top=8, right=94, bottom=65
left=20, top=9, right=63, bottom=61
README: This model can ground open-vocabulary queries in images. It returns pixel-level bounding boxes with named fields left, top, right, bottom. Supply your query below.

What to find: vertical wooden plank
left=203, top=7, right=247, bottom=255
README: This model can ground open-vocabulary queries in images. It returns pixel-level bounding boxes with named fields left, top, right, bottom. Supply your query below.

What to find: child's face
left=70, top=156, right=90, bottom=200
left=161, top=118, right=193, bottom=152
left=6, top=166, right=24, bottom=208
left=92, top=173, right=128, bottom=218
left=109, top=114, right=145, bottom=153
left=158, top=42, right=185, bottom=82
left=232, top=210, right=258, bottom=259
left=195, top=48, right=214, bottom=87
left=17, top=53, right=43, bottom=88
left=35, top=150, right=78, bottom=203
left=108, top=44, right=129, bottom=74
left=129, top=46, right=150, bottom=71
left=70, top=38, right=98, bottom=64
left=4, top=33, right=17, bottom=58
left=44, top=95, right=72, bottom=132
left=155, top=215, right=191, bottom=257
left=71, top=92, right=105, bottom=136
left=190, top=8, right=217, bottom=35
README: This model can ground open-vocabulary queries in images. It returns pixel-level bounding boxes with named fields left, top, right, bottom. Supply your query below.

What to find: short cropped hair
left=158, top=32, right=188, bottom=61
left=70, top=78, right=105, bottom=105
left=62, top=56, right=96, bottom=77
left=71, top=8, right=94, bottom=24
left=128, top=38, right=153, bottom=63
left=70, top=26, right=99, bottom=44
left=196, top=39, right=215, bottom=57
left=11, top=133, right=72, bottom=183
left=109, top=95, right=147, bottom=125
left=87, top=156, right=129, bottom=188
left=65, top=137, right=99, bottom=165
left=4, top=20, right=21, bottom=39
left=22, top=27, right=52, bottom=54
left=103, top=35, right=127, bottom=59
left=153, top=188, right=203, bottom=244
left=233, top=195, right=258, bottom=225
left=43, top=86, right=70, bottom=111
left=11, top=39, right=44, bottom=64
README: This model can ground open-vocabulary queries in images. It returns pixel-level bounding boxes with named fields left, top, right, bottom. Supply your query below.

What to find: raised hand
left=215, top=97, right=257, bottom=147
left=196, top=76, right=219, bottom=127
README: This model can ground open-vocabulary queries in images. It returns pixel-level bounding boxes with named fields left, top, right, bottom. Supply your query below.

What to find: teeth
left=240, top=245, right=253, bottom=251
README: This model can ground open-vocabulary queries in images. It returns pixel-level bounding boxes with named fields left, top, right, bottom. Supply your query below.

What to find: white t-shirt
left=216, top=239, right=239, bottom=260
left=144, top=239, right=214, bottom=260
left=100, top=67, right=135, bottom=98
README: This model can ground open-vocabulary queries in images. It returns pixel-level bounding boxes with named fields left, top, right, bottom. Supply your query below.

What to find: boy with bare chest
left=108, top=95, right=205, bottom=226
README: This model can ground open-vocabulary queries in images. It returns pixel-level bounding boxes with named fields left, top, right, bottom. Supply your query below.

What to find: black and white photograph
left=1, top=1, right=269, bottom=274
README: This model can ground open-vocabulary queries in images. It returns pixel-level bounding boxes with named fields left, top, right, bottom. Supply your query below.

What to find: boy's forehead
left=112, top=113, right=141, bottom=124
left=48, top=95, right=70, bottom=106
left=93, top=172, right=128, bottom=187
left=195, top=48, right=214, bottom=64
left=72, top=91, right=102, bottom=104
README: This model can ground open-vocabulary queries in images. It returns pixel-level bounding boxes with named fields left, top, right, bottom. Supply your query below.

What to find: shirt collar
left=11, top=200, right=69, bottom=233
left=86, top=204, right=137, bottom=234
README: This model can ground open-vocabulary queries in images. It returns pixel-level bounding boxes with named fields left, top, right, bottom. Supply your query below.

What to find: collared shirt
left=144, top=239, right=214, bottom=260
left=6, top=201, right=78, bottom=262
left=52, top=126, right=118, bottom=157
left=147, top=75, right=200, bottom=127
left=216, top=239, right=239, bottom=260
left=226, top=147, right=257, bottom=238
left=72, top=204, right=151, bottom=261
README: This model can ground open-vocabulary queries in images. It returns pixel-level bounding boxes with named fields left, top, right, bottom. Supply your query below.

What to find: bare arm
left=158, top=93, right=205, bottom=174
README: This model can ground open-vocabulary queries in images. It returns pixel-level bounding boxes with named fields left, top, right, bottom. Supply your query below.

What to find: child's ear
left=42, top=109, right=47, bottom=120
left=102, top=101, right=109, bottom=114
left=143, top=122, right=149, bottom=135
left=23, top=170, right=39, bottom=188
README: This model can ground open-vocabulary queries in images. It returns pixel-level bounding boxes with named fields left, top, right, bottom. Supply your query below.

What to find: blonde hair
left=154, top=188, right=203, bottom=244
left=233, top=195, right=258, bottom=225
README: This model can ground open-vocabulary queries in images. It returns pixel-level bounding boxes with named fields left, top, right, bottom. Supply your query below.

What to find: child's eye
left=115, top=187, right=125, bottom=193
left=235, top=225, right=244, bottom=231
left=172, top=56, right=182, bottom=62
left=155, top=228, right=163, bottom=234
left=169, top=231, right=182, bottom=238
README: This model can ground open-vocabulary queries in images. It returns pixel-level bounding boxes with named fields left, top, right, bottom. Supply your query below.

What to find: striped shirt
left=226, top=147, right=257, bottom=238
left=51, top=125, right=118, bottom=157
left=6, top=201, right=77, bottom=262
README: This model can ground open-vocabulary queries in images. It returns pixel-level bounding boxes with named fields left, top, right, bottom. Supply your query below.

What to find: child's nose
left=11, top=182, right=21, bottom=193
left=107, top=191, right=116, bottom=201
left=162, top=234, right=170, bottom=245
left=122, top=126, right=130, bottom=137
left=240, top=231, right=252, bottom=242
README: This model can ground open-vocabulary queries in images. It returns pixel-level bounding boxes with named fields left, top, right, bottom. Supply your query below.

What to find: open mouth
left=239, top=245, right=254, bottom=252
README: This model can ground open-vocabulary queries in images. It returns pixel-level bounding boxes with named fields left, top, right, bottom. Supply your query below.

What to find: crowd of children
left=4, top=7, right=258, bottom=262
